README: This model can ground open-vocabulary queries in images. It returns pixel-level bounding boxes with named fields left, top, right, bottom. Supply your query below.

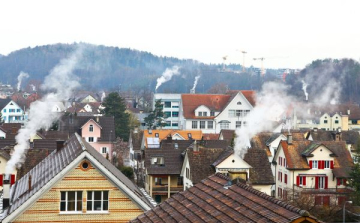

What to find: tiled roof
left=32, top=139, right=58, bottom=150
left=130, top=130, right=144, bottom=152
left=16, top=149, right=54, bottom=180
left=59, top=115, right=115, bottom=142
left=250, top=132, right=272, bottom=157
left=181, top=94, right=231, bottom=119
left=145, top=140, right=193, bottom=175
left=143, top=130, right=202, bottom=147
left=202, top=133, right=219, bottom=140
left=226, top=90, right=256, bottom=107
left=341, top=130, right=360, bottom=144
left=0, top=139, right=16, bottom=149
left=131, top=173, right=320, bottom=223
left=40, top=130, right=69, bottom=141
left=219, top=129, right=235, bottom=145
left=0, top=150, right=10, bottom=160
left=244, top=148, right=275, bottom=185
left=280, top=140, right=312, bottom=170
left=5, top=133, right=152, bottom=218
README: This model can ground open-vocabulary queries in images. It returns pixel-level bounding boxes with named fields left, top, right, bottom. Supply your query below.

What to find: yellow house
left=1, top=133, right=153, bottom=223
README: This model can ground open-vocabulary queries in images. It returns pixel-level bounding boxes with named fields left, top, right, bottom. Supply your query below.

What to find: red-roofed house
left=182, top=91, right=255, bottom=133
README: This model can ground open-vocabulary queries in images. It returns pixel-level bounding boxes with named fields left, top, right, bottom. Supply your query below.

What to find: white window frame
left=236, top=121, right=241, bottom=128
left=89, top=124, right=94, bottom=132
left=60, top=191, right=82, bottom=212
left=313, top=160, right=318, bottom=169
left=88, top=137, right=94, bottom=142
left=192, top=121, right=198, bottom=129
left=228, top=110, right=235, bottom=117
left=324, top=160, right=330, bottom=169
left=220, top=122, right=229, bottom=129
left=101, top=147, right=108, bottom=154
left=87, top=191, right=109, bottom=212
left=318, top=176, right=325, bottom=189
left=200, top=121, right=206, bottom=129
left=207, top=121, right=213, bottom=129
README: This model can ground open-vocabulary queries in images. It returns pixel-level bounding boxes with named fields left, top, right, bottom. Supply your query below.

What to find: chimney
left=149, top=129, right=152, bottom=134
left=347, top=109, right=350, bottom=115
left=166, top=134, right=172, bottom=141
left=56, top=140, right=65, bottom=152
left=287, top=134, right=293, bottom=145
left=28, top=174, right=32, bottom=191
left=96, top=116, right=99, bottom=123
left=313, top=127, right=318, bottom=132
left=193, top=140, right=199, bottom=152
left=1, top=174, right=15, bottom=210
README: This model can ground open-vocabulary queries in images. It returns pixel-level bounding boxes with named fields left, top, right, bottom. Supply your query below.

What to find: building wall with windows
left=1, top=100, right=26, bottom=124
left=214, top=92, right=253, bottom=133
left=13, top=159, right=144, bottom=222
left=153, top=94, right=183, bottom=129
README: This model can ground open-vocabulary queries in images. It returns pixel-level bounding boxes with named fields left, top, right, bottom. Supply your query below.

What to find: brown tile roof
left=202, top=133, right=219, bottom=140
left=0, top=139, right=16, bottom=149
left=130, top=130, right=144, bottom=152
left=131, top=173, right=320, bottom=223
left=40, top=130, right=69, bottom=141
left=244, top=148, right=275, bottom=185
left=219, top=129, right=235, bottom=145
left=250, top=132, right=272, bottom=157
left=145, top=140, right=193, bottom=175
left=187, top=147, right=225, bottom=184
left=32, top=139, right=58, bottom=150
left=226, top=90, right=256, bottom=107
left=281, top=140, right=312, bottom=170
left=181, top=94, right=231, bottom=119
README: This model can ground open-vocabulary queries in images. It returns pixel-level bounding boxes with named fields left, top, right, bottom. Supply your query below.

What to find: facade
left=273, top=136, right=354, bottom=205
left=182, top=91, right=255, bottom=133
left=0, top=99, right=26, bottom=124
left=153, top=93, right=183, bottom=129
left=1, top=133, right=152, bottom=223
left=132, top=173, right=321, bottom=223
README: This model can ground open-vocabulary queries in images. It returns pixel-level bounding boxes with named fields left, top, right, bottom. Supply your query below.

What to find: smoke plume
left=5, top=46, right=83, bottom=174
left=191, top=75, right=201, bottom=93
left=301, top=80, right=308, bottom=101
left=101, top=91, right=106, bottom=102
left=155, top=66, right=180, bottom=91
left=17, top=72, right=29, bottom=91
left=234, top=82, right=295, bottom=158
left=30, top=84, right=36, bottom=91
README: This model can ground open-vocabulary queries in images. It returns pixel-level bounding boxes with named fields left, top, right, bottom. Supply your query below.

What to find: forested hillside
left=1, top=43, right=360, bottom=104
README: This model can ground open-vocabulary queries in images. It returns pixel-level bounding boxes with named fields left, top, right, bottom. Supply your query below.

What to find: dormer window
left=237, top=101, right=242, bottom=105
left=210, top=111, right=215, bottom=116
left=188, top=133, right=192, bottom=138
left=155, top=133, right=159, bottom=138
left=151, top=157, right=164, bottom=166
left=89, top=124, right=94, bottom=132
left=203, top=112, right=207, bottom=117
left=198, top=112, right=203, bottom=116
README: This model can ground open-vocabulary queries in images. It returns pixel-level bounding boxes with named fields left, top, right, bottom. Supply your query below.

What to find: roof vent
left=223, top=180, right=232, bottom=189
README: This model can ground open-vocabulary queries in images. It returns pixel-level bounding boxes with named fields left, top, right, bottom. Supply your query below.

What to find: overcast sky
left=1, top=0, right=359, bottom=69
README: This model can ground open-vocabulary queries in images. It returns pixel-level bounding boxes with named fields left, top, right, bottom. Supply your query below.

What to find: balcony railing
left=152, top=185, right=183, bottom=193
left=293, top=184, right=354, bottom=194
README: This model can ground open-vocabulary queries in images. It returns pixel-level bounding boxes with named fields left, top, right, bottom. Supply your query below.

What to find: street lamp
left=343, top=200, right=352, bottom=223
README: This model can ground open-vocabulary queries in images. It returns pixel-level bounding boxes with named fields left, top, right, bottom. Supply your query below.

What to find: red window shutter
left=315, top=196, right=322, bottom=205
left=330, top=160, right=334, bottom=169
left=0, top=175, right=3, bottom=186
left=343, top=179, right=347, bottom=185
left=296, top=176, right=300, bottom=186
left=319, top=160, right=323, bottom=169
left=309, top=160, right=312, bottom=169
left=285, top=174, right=287, bottom=184
left=325, top=176, right=328, bottom=189
left=337, top=178, right=341, bottom=186
left=10, top=174, right=15, bottom=185
left=303, top=176, right=306, bottom=186
left=315, top=177, right=319, bottom=189
left=323, top=196, right=330, bottom=206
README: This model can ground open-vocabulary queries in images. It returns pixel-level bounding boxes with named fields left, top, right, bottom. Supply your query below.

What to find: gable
left=12, top=158, right=145, bottom=222
left=172, top=133, right=185, bottom=140
left=80, top=119, right=102, bottom=130
left=216, top=153, right=252, bottom=170
left=309, top=145, right=333, bottom=158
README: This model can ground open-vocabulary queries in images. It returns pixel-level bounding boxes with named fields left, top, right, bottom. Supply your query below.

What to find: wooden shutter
left=325, top=176, right=328, bottom=189
left=10, top=174, right=15, bottom=185
left=296, top=176, right=300, bottom=186
left=309, top=160, right=313, bottom=169
left=0, top=174, right=3, bottom=186
left=315, top=176, right=319, bottom=189
left=303, top=176, right=306, bottom=186
left=337, top=178, right=341, bottom=186
left=285, top=174, right=287, bottom=184
left=343, top=179, right=347, bottom=185
left=330, top=160, right=334, bottom=169
left=323, top=196, right=330, bottom=206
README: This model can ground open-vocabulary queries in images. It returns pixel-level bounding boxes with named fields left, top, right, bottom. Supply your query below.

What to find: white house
left=153, top=93, right=183, bottom=129
left=0, top=99, right=26, bottom=124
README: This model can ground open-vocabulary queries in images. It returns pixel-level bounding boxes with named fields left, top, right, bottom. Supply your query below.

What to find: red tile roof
left=227, top=90, right=256, bottom=107
left=181, top=94, right=231, bottom=119
left=131, top=173, right=320, bottom=223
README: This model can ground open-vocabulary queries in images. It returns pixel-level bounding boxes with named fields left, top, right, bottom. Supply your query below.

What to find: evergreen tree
left=349, top=138, right=360, bottom=205
left=144, top=100, right=165, bottom=129
left=101, top=92, right=130, bottom=141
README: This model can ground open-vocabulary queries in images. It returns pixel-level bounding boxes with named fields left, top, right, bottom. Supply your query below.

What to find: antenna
left=253, top=57, right=265, bottom=76
left=222, top=55, right=228, bottom=71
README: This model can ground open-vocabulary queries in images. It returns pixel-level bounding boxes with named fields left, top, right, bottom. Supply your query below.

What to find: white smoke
left=190, top=75, right=201, bottom=93
left=30, top=84, right=36, bottom=92
left=234, top=82, right=294, bottom=158
left=155, top=66, right=180, bottom=91
left=101, top=91, right=106, bottom=102
left=17, top=72, right=29, bottom=91
left=301, top=80, right=308, bottom=101
left=5, top=46, right=83, bottom=174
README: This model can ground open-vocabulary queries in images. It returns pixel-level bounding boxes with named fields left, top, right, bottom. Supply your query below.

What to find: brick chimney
left=287, top=134, right=293, bottom=145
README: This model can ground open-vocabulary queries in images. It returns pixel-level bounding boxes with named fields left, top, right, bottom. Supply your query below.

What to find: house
left=182, top=90, right=255, bottom=133
left=66, top=102, right=103, bottom=116
left=0, top=123, right=21, bottom=139
left=58, top=115, right=115, bottom=159
left=153, top=93, right=183, bottom=129
left=0, top=99, right=27, bottom=124
left=144, top=139, right=193, bottom=203
left=273, top=135, right=354, bottom=206
left=1, top=133, right=153, bottom=223
left=142, top=129, right=202, bottom=149
left=131, top=173, right=321, bottom=223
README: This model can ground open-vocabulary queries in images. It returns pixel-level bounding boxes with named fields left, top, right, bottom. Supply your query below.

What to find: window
left=151, top=157, right=164, bottom=165
left=198, top=112, right=203, bottom=116
left=228, top=110, right=235, bottom=117
left=203, top=112, right=207, bottom=117
left=210, top=111, right=215, bottom=116
left=317, top=176, right=326, bottom=189
left=200, top=121, right=206, bottom=129
left=192, top=121, right=197, bottom=129
left=220, top=122, right=229, bottom=129
left=188, top=133, right=192, bottom=138
left=60, top=191, right=82, bottom=212
left=243, top=121, right=247, bottom=127
left=89, top=124, right=94, bottom=132
left=172, top=122, right=178, bottom=127
left=324, top=160, right=330, bottom=169
left=172, top=112, right=179, bottom=117
left=9, top=109, right=15, bottom=113
left=165, top=121, right=171, bottom=127
left=236, top=110, right=243, bottom=117
left=236, top=121, right=241, bottom=128
left=284, top=174, right=288, bottom=184
left=335, top=120, right=339, bottom=124
left=324, top=120, right=328, bottom=124
left=3, top=109, right=6, bottom=112
left=16, top=109, right=20, bottom=112
left=237, top=101, right=242, bottom=105
left=177, top=176, right=183, bottom=186
left=186, top=168, right=190, bottom=179
left=164, top=102, right=171, bottom=108
left=244, top=110, right=250, bottom=117
left=172, top=102, right=179, bottom=108
left=164, top=111, right=171, bottom=118
left=101, top=147, right=108, bottom=154
left=207, top=121, right=213, bottom=129
left=88, top=137, right=94, bottom=142
left=312, top=160, right=318, bottom=169
left=87, top=191, right=108, bottom=212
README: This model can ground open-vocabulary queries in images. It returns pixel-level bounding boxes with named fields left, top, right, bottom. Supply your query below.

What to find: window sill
left=59, top=212, right=83, bottom=215
left=59, top=211, right=109, bottom=215
left=85, top=211, right=110, bottom=214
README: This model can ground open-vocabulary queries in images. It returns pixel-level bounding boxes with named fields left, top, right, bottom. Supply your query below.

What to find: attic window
left=151, top=157, right=164, bottom=166
left=188, top=133, right=192, bottom=138
left=237, top=101, right=242, bottom=105
left=80, top=161, right=90, bottom=171
left=174, top=143, right=179, bottom=149
left=155, top=133, right=159, bottom=138
left=10, top=103, right=13, bottom=105
left=89, top=124, right=94, bottom=132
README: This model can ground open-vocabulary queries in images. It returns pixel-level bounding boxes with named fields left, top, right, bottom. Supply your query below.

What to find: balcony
left=152, top=185, right=183, bottom=193
left=293, top=184, right=354, bottom=195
